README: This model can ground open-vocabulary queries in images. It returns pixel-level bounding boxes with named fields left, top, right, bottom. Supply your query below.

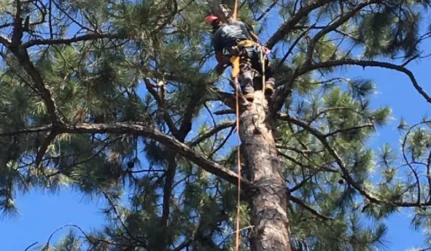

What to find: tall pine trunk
left=239, top=91, right=293, bottom=251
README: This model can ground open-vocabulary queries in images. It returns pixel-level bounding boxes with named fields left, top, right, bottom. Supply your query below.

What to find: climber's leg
left=249, top=49, right=275, bottom=96
left=239, top=59, right=255, bottom=102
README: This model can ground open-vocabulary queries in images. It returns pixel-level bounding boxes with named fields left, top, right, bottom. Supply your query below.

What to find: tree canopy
left=1, top=0, right=431, bottom=250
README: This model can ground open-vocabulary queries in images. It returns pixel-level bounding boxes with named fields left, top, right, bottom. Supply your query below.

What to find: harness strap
left=230, top=39, right=261, bottom=78
left=237, top=39, right=256, bottom=48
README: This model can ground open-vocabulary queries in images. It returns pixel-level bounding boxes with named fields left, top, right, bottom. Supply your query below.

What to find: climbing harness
left=230, top=40, right=271, bottom=94
left=230, top=39, right=258, bottom=78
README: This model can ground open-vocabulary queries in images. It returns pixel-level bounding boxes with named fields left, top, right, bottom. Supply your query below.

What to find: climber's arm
left=242, top=22, right=259, bottom=42
left=215, top=50, right=224, bottom=65
left=212, top=34, right=228, bottom=74
left=250, top=31, right=259, bottom=42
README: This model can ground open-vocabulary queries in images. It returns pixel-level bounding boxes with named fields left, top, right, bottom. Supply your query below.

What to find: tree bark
left=239, top=91, right=292, bottom=251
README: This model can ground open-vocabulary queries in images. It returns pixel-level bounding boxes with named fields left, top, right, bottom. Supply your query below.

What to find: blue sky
left=1, top=3, right=431, bottom=251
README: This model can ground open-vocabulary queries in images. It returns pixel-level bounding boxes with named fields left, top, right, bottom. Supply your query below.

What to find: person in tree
left=204, top=15, right=275, bottom=101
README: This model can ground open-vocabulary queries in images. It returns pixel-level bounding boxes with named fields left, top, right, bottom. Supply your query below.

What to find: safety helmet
left=204, top=15, right=219, bottom=24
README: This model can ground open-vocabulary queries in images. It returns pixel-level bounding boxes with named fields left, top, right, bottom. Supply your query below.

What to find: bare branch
left=161, top=156, right=176, bottom=232
left=209, top=125, right=235, bottom=159
left=23, top=33, right=129, bottom=48
left=324, top=124, right=374, bottom=138
left=0, top=35, right=11, bottom=45
left=189, top=121, right=235, bottom=147
left=11, top=0, right=23, bottom=45
left=24, top=242, right=38, bottom=251
left=0, top=125, right=52, bottom=137
left=276, top=25, right=313, bottom=70
left=256, top=0, right=280, bottom=21
left=272, top=57, right=430, bottom=116
left=299, top=59, right=431, bottom=104
left=173, top=240, right=192, bottom=251
left=214, top=109, right=235, bottom=115
left=35, top=130, right=58, bottom=168
left=265, top=0, right=333, bottom=49
left=178, top=95, right=201, bottom=141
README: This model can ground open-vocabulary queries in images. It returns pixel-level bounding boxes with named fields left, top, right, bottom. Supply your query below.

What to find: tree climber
left=204, top=15, right=275, bottom=101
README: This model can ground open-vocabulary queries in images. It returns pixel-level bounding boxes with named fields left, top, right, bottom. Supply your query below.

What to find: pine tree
left=1, top=0, right=431, bottom=250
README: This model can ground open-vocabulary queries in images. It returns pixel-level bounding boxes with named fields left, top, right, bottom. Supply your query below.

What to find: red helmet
left=204, top=15, right=219, bottom=24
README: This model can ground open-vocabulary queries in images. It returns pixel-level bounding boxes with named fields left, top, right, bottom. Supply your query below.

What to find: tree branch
left=178, top=95, right=201, bottom=141
left=9, top=47, right=64, bottom=124
left=298, top=59, right=431, bottom=104
left=304, top=0, right=379, bottom=66
left=279, top=114, right=381, bottom=203
left=214, top=109, right=235, bottom=115
left=11, top=0, right=23, bottom=45
left=0, top=125, right=52, bottom=137
left=276, top=25, right=313, bottom=70
left=23, top=33, right=129, bottom=48
left=189, top=121, right=235, bottom=147
left=35, top=129, right=58, bottom=168
left=290, top=195, right=334, bottom=220
left=0, top=122, right=250, bottom=188
left=265, top=0, right=333, bottom=49
left=0, top=35, right=11, bottom=45
left=272, top=57, right=430, bottom=116
left=95, top=184, right=146, bottom=247
left=161, top=156, right=176, bottom=231
left=256, top=0, right=280, bottom=21
left=24, top=242, right=38, bottom=251
left=279, top=114, right=431, bottom=208
left=60, top=122, right=250, bottom=188
left=143, top=79, right=179, bottom=137
left=324, top=123, right=374, bottom=138
left=2, top=1, right=63, bottom=124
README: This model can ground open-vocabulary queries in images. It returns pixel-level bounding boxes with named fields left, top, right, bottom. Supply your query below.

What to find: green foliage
left=1, top=0, right=431, bottom=250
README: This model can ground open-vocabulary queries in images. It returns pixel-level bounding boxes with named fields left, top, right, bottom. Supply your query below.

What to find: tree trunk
left=239, top=91, right=292, bottom=251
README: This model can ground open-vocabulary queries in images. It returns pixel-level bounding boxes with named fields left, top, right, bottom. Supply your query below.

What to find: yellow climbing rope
left=231, top=0, right=242, bottom=250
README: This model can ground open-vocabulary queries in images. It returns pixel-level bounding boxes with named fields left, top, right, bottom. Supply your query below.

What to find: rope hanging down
left=229, top=1, right=268, bottom=249
left=231, top=0, right=242, bottom=250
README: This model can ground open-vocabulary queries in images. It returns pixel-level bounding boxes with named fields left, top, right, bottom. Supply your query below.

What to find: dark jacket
left=212, top=21, right=255, bottom=55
